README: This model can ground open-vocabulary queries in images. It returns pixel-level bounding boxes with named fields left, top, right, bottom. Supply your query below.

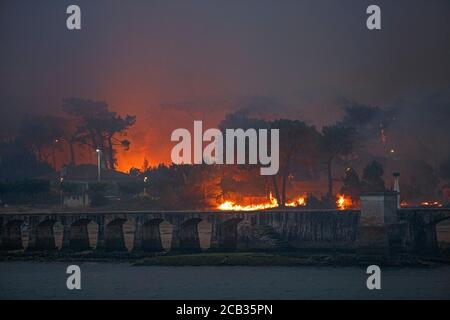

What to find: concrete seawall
left=1, top=194, right=449, bottom=254
left=0, top=210, right=360, bottom=252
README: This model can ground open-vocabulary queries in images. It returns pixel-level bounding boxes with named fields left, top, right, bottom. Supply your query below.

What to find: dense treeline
left=1, top=97, right=450, bottom=209
left=0, top=179, right=58, bottom=205
left=1, top=97, right=135, bottom=177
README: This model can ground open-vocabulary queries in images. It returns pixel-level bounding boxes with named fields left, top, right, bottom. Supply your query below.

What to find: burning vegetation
left=1, top=99, right=450, bottom=211
left=217, top=193, right=307, bottom=211
left=401, top=200, right=444, bottom=208
left=217, top=194, right=358, bottom=212
left=420, top=201, right=443, bottom=208
left=336, top=194, right=353, bottom=210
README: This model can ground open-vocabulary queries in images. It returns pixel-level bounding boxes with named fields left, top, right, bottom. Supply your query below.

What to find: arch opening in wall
left=179, top=218, right=202, bottom=251
left=218, top=218, right=243, bottom=250
left=70, top=219, right=99, bottom=250
left=142, top=218, right=164, bottom=251
left=105, top=218, right=128, bottom=251
left=2, top=220, right=24, bottom=250
left=35, top=219, right=59, bottom=250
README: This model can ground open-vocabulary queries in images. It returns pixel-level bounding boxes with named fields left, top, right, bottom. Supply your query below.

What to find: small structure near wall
left=393, top=172, right=401, bottom=209
left=63, top=185, right=90, bottom=208
left=357, top=192, right=405, bottom=255
left=39, top=164, right=136, bottom=208
left=360, top=192, right=398, bottom=225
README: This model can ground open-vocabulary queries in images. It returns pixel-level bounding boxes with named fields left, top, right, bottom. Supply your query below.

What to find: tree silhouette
left=0, top=140, right=53, bottom=180
left=320, top=125, right=356, bottom=199
left=361, top=160, right=386, bottom=192
left=340, top=167, right=362, bottom=200
left=402, top=159, right=438, bottom=199
left=270, top=119, right=320, bottom=206
left=62, top=98, right=136, bottom=170
left=17, top=115, right=65, bottom=168
left=342, top=102, right=396, bottom=141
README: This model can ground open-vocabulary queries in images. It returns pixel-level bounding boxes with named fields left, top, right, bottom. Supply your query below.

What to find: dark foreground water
left=1, top=262, right=450, bottom=299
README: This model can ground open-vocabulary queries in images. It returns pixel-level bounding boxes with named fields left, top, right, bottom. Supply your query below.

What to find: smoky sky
left=1, top=0, right=450, bottom=167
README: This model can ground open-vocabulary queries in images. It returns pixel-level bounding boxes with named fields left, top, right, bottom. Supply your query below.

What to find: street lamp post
left=143, top=176, right=148, bottom=196
left=60, top=177, right=64, bottom=209
left=393, top=172, right=400, bottom=209
left=96, top=149, right=102, bottom=182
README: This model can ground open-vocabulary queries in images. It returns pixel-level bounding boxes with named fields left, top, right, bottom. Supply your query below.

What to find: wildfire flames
left=286, top=196, right=307, bottom=207
left=218, top=193, right=355, bottom=211
left=336, top=194, right=352, bottom=210
left=401, top=201, right=443, bottom=208
left=217, top=193, right=306, bottom=211
left=420, top=201, right=443, bottom=207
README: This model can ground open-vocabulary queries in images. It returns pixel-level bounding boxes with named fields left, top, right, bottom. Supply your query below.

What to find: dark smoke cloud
left=0, top=0, right=449, bottom=172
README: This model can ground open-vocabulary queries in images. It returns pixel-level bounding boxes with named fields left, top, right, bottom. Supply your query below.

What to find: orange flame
left=286, top=196, right=307, bottom=207
left=336, top=194, right=352, bottom=210
left=217, top=193, right=307, bottom=211
left=420, top=201, right=443, bottom=207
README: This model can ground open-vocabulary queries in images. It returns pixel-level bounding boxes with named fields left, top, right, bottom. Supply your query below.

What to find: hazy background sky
left=1, top=0, right=450, bottom=168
